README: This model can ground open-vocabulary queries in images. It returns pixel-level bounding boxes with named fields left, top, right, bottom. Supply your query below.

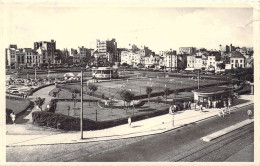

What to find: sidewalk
left=6, top=95, right=253, bottom=147
left=22, top=85, right=56, bottom=122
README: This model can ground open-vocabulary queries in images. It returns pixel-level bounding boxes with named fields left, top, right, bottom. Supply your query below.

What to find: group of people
left=169, top=100, right=192, bottom=115
left=218, top=98, right=232, bottom=117
left=183, top=101, right=192, bottom=110
left=21, top=92, right=28, bottom=98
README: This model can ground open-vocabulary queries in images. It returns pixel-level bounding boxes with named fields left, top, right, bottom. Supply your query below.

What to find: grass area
left=61, top=76, right=222, bottom=100
left=55, top=101, right=171, bottom=121
left=6, top=98, right=31, bottom=114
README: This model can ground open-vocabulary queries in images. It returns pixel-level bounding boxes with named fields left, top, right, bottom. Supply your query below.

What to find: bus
left=92, top=67, right=119, bottom=79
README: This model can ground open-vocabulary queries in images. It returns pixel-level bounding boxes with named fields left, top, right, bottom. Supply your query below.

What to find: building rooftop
left=231, top=51, right=244, bottom=58
left=24, top=48, right=33, bottom=52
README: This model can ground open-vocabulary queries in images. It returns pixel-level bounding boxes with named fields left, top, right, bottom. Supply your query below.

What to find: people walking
left=10, top=112, right=16, bottom=124
left=128, top=116, right=132, bottom=127
left=247, top=110, right=253, bottom=119
left=188, top=101, right=191, bottom=110
left=199, top=104, right=203, bottom=113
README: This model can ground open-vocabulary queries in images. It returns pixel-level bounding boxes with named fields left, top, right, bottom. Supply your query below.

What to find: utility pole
left=80, top=70, right=83, bottom=139
left=34, top=67, right=37, bottom=80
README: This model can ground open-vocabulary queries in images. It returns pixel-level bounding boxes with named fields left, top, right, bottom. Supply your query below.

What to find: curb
left=201, top=119, right=253, bottom=142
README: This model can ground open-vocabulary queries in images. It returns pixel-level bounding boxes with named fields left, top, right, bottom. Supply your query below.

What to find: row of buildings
left=120, top=45, right=253, bottom=71
left=6, top=40, right=62, bottom=69
left=6, top=39, right=253, bottom=71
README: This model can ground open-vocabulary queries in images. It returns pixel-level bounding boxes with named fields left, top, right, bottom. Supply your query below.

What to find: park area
left=47, top=76, right=223, bottom=123
left=60, top=76, right=224, bottom=100
left=55, top=100, right=171, bottom=121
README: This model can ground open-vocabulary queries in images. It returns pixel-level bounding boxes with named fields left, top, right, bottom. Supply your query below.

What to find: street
left=6, top=104, right=253, bottom=162
left=71, top=104, right=253, bottom=162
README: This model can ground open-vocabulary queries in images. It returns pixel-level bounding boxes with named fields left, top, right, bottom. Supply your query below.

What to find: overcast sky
left=2, top=6, right=253, bottom=53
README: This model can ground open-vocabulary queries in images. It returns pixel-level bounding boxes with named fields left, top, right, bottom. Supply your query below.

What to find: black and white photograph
left=1, top=0, right=259, bottom=164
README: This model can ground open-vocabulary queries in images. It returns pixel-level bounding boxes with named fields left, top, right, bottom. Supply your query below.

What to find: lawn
left=55, top=100, right=171, bottom=121
left=6, top=98, right=31, bottom=114
left=60, top=76, right=223, bottom=100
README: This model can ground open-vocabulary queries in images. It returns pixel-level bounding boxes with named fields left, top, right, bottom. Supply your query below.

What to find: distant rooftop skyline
left=2, top=5, right=253, bottom=53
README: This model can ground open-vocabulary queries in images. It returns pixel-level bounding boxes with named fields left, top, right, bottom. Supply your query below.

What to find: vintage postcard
left=0, top=0, right=259, bottom=165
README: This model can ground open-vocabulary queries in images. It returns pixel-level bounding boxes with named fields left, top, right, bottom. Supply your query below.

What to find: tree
left=146, top=86, right=153, bottom=106
left=34, top=97, right=45, bottom=111
left=120, top=90, right=135, bottom=112
left=88, top=83, right=98, bottom=100
left=164, top=88, right=170, bottom=104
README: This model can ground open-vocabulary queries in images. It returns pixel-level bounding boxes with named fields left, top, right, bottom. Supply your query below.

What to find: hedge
left=32, top=105, right=170, bottom=131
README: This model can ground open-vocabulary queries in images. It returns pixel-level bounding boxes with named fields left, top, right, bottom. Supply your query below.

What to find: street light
left=165, top=84, right=167, bottom=104
left=80, top=70, right=84, bottom=139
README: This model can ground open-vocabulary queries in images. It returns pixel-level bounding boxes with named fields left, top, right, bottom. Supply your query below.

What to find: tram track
left=167, top=123, right=253, bottom=162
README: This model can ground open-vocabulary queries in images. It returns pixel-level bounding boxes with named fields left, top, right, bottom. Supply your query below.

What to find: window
left=240, top=60, right=242, bottom=63
left=231, top=60, right=234, bottom=63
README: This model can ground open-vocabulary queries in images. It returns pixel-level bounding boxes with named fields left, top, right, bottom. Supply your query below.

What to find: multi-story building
left=144, top=53, right=160, bottom=68
left=6, top=45, right=27, bottom=69
left=6, top=45, right=18, bottom=68
left=71, top=46, right=92, bottom=63
left=24, top=48, right=42, bottom=67
left=179, top=47, right=196, bottom=54
left=206, top=51, right=221, bottom=70
left=160, top=50, right=177, bottom=70
left=230, top=51, right=245, bottom=68
left=194, top=56, right=203, bottom=69
left=96, top=38, right=118, bottom=64
left=187, top=54, right=196, bottom=69
left=34, top=40, right=60, bottom=64
left=120, top=50, right=143, bottom=67
left=15, top=49, right=26, bottom=68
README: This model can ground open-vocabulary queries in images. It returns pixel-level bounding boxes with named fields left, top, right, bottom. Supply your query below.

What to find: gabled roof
left=209, top=51, right=221, bottom=61
left=231, top=51, right=244, bottom=58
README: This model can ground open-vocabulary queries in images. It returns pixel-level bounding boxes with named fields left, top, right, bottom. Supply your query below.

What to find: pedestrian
left=221, top=109, right=225, bottom=117
left=208, top=100, right=211, bottom=108
left=199, top=104, right=203, bottom=113
left=128, top=116, right=132, bottom=127
left=169, top=105, right=174, bottom=115
left=10, top=112, right=16, bottom=124
left=183, top=102, right=186, bottom=110
left=247, top=110, right=253, bottom=119
left=188, top=101, right=191, bottom=110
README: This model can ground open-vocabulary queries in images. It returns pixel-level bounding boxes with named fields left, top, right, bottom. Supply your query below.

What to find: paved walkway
left=6, top=95, right=253, bottom=147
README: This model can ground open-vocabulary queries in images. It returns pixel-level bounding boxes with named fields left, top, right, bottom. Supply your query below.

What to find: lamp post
left=34, top=67, right=37, bottom=80
left=198, top=70, right=200, bottom=89
left=165, top=84, right=167, bottom=104
left=80, top=70, right=83, bottom=139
